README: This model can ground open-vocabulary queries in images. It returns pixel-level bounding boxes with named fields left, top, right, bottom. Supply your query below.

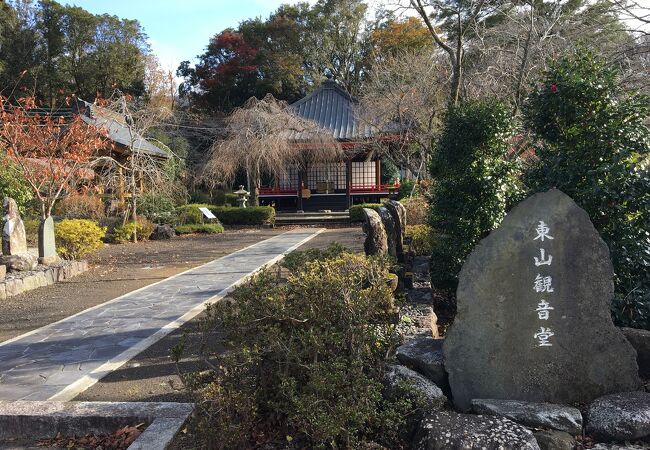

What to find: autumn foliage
left=0, top=96, right=107, bottom=219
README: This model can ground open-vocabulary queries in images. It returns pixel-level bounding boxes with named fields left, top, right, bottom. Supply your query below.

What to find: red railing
left=259, top=184, right=400, bottom=196
left=259, top=187, right=299, bottom=195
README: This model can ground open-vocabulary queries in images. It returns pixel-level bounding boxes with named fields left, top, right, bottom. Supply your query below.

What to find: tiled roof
left=291, top=79, right=376, bottom=141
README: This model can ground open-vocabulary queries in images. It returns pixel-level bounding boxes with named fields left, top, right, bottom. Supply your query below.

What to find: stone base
left=38, top=255, right=59, bottom=266
left=0, top=265, right=5, bottom=282
left=0, top=254, right=38, bottom=272
left=0, top=260, right=89, bottom=300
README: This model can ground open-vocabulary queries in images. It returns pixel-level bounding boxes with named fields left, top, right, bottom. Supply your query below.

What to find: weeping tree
left=202, top=94, right=343, bottom=206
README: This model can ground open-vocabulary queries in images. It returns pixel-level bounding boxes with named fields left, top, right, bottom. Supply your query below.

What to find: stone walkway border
left=0, top=401, right=194, bottom=449
left=0, top=229, right=324, bottom=402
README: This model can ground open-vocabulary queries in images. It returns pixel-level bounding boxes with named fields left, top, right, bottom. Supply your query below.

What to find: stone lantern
left=234, top=185, right=249, bottom=208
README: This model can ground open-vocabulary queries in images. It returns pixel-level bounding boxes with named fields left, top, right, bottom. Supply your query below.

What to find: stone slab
left=586, top=391, right=650, bottom=441
left=444, top=189, right=641, bottom=410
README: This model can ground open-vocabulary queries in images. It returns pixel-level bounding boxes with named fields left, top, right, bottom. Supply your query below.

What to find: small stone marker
left=2, top=197, right=27, bottom=255
left=38, top=216, right=58, bottom=265
left=362, top=208, right=388, bottom=256
left=444, top=189, right=641, bottom=411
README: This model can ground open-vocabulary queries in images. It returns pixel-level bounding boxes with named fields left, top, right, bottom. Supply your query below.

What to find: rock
left=444, top=189, right=641, bottom=410
left=471, top=399, right=582, bottom=434
left=0, top=265, right=5, bottom=281
left=591, top=445, right=648, bottom=450
left=385, top=364, right=446, bottom=409
left=414, top=410, right=540, bottom=450
left=38, top=216, right=58, bottom=265
left=385, top=200, right=407, bottom=258
left=621, top=327, right=650, bottom=379
left=150, top=224, right=176, bottom=240
left=396, top=335, right=448, bottom=390
left=0, top=253, right=37, bottom=272
left=533, top=430, right=575, bottom=450
left=362, top=208, right=388, bottom=256
left=586, top=391, right=650, bottom=441
left=378, top=206, right=398, bottom=258
left=2, top=197, right=27, bottom=255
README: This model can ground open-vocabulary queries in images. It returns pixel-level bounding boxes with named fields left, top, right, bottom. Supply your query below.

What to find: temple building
left=258, top=76, right=401, bottom=212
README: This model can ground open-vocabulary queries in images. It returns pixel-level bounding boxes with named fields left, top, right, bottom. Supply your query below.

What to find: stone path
left=0, top=229, right=324, bottom=402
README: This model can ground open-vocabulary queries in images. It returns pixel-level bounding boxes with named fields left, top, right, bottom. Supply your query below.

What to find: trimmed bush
left=175, top=204, right=215, bottom=225
left=429, top=100, right=519, bottom=292
left=138, top=192, right=177, bottom=224
left=179, top=252, right=425, bottom=449
left=210, top=206, right=275, bottom=225
left=55, top=219, right=106, bottom=259
left=225, top=193, right=239, bottom=206
left=175, top=223, right=224, bottom=235
left=54, top=194, right=105, bottom=221
left=280, top=242, right=349, bottom=272
left=406, top=224, right=435, bottom=256
left=349, top=203, right=383, bottom=222
left=524, top=51, right=650, bottom=329
left=112, top=217, right=156, bottom=243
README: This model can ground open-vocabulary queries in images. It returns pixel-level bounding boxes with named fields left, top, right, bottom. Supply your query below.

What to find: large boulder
left=585, top=391, right=650, bottom=441
left=533, top=430, right=575, bottom=450
left=385, top=200, right=407, bottom=258
left=384, top=364, right=446, bottom=409
left=471, top=399, right=582, bottom=434
left=444, top=189, right=641, bottom=410
left=396, top=335, right=448, bottom=391
left=378, top=206, right=398, bottom=258
left=620, top=327, right=650, bottom=379
left=2, top=197, right=27, bottom=255
left=150, top=224, right=176, bottom=240
left=414, top=410, right=540, bottom=450
left=362, top=208, right=388, bottom=256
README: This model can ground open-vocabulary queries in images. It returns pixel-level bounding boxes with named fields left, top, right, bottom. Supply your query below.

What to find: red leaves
left=550, top=84, right=558, bottom=93
left=36, top=423, right=145, bottom=449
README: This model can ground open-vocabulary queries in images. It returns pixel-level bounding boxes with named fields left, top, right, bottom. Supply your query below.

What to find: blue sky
left=66, top=1, right=316, bottom=73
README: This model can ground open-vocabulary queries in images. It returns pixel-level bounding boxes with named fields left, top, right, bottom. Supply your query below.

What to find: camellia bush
left=428, top=100, right=520, bottom=293
left=524, top=51, right=650, bottom=329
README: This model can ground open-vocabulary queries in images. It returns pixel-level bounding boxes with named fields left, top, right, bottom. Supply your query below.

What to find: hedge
left=211, top=206, right=275, bottom=225
left=349, top=203, right=383, bottom=222
left=175, top=223, right=225, bottom=235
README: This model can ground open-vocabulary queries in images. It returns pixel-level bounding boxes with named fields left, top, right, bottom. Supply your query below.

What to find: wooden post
left=297, top=168, right=304, bottom=212
left=346, top=159, right=352, bottom=209
left=375, top=159, right=381, bottom=191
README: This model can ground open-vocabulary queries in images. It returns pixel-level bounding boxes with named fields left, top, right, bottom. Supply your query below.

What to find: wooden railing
left=259, top=184, right=400, bottom=195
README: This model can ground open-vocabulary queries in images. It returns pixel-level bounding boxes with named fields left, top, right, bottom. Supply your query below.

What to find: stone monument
left=444, top=189, right=641, bottom=411
left=378, top=206, right=397, bottom=258
left=38, top=216, right=58, bottom=265
left=1, top=197, right=37, bottom=271
left=385, top=200, right=406, bottom=259
left=362, top=208, right=388, bottom=256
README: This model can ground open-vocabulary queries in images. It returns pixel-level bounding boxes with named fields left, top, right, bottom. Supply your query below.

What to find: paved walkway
left=0, top=229, right=323, bottom=401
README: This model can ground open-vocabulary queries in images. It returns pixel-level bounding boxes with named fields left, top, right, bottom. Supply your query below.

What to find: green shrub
left=23, top=218, right=39, bottom=247
left=175, top=223, right=224, bottom=235
left=54, top=194, right=105, bottom=221
left=210, top=206, right=275, bottom=225
left=175, top=204, right=215, bottom=225
left=280, top=242, right=349, bottom=272
left=55, top=219, right=106, bottom=259
left=398, top=179, right=416, bottom=199
left=406, top=224, right=435, bottom=256
left=225, top=193, right=239, bottom=206
left=524, top=51, right=650, bottom=329
left=112, top=217, right=156, bottom=243
left=0, top=157, right=33, bottom=215
left=429, top=100, right=520, bottom=292
left=138, top=192, right=177, bottom=224
left=179, top=253, right=424, bottom=449
left=349, top=203, right=383, bottom=222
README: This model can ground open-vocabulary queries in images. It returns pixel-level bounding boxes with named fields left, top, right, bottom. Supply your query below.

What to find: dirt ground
left=72, top=227, right=364, bottom=405
left=0, top=227, right=289, bottom=343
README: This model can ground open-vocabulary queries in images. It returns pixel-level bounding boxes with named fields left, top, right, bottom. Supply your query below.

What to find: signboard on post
left=199, top=207, right=217, bottom=220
